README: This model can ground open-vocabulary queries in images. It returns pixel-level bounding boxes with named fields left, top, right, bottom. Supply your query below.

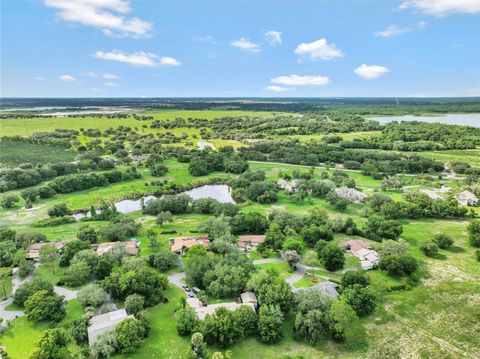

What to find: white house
left=335, top=187, right=369, bottom=204
left=87, top=309, right=134, bottom=346
left=457, top=190, right=478, bottom=206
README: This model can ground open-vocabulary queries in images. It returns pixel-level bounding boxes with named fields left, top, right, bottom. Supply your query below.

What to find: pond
left=371, top=113, right=480, bottom=127
left=72, top=184, right=234, bottom=220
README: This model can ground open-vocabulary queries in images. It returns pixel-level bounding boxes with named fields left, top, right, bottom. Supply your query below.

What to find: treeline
left=238, top=140, right=444, bottom=177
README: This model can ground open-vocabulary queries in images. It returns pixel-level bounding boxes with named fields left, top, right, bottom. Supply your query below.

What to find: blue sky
left=1, top=0, right=479, bottom=97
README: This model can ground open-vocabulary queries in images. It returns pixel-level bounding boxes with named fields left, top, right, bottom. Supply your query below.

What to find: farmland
left=0, top=103, right=479, bottom=359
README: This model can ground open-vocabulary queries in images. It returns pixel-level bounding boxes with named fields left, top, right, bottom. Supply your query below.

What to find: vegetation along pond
left=371, top=113, right=480, bottom=127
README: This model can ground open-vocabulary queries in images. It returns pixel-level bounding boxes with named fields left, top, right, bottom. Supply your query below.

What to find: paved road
left=168, top=272, right=186, bottom=290
left=252, top=258, right=284, bottom=265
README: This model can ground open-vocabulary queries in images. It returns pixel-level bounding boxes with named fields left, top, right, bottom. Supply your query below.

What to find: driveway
left=168, top=272, right=186, bottom=290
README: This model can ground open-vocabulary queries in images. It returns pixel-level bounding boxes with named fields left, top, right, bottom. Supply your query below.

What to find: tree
left=0, top=228, right=16, bottom=242
left=285, top=250, right=301, bottom=269
left=30, top=328, right=70, bottom=359
left=156, top=211, right=173, bottom=227
left=14, top=277, right=54, bottom=306
left=71, top=249, right=98, bottom=269
left=176, top=305, right=198, bottom=336
left=77, top=225, right=97, bottom=244
left=47, top=203, right=71, bottom=217
left=40, top=245, right=58, bottom=274
left=363, top=215, right=403, bottom=242
left=18, top=259, right=35, bottom=278
left=185, top=252, right=215, bottom=289
left=467, top=220, right=480, bottom=247
left=341, top=284, right=376, bottom=317
left=147, top=229, right=158, bottom=248
left=282, top=237, right=305, bottom=254
left=234, top=305, right=258, bottom=337
left=258, top=305, right=283, bottom=343
left=115, top=318, right=145, bottom=353
left=25, top=290, right=66, bottom=322
left=319, top=243, right=345, bottom=271
left=71, top=316, right=89, bottom=344
left=95, top=256, right=113, bottom=280
left=125, top=294, right=145, bottom=315
left=264, top=223, right=285, bottom=249
left=202, top=307, right=242, bottom=347
left=59, top=240, right=90, bottom=267
left=379, top=254, right=418, bottom=277
left=1, top=194, right=19, bottom=209
left=99, top=216, right=140, bottom=242
left=341, top=270, right=369, bottom=288
left=91, top=332, right=118, bottom=359
left=294, top=289, right=332, bottom=344
left=329, top=299, right=359, bottom=342
left=0, top=240, right=16, bottom=267
left=206, top=263, right=251, bottom=298
left=189, top=332, right=207, bottom=359
left=150, top=163, right=169, bottom=177
left=247, top=269, right=294, bottom=314
left=0, top=268, right=11, bottom=300
left=421, top=241, right=439, bottom=257
left=199, top=215, right=231, bottom=240
left=63, top=260, right=91, bottom=287
left=432, top=233, right=454, bottom=249
left=77, top=284, right=107, bottom=308
left=148, top=252, right=178, bottom=271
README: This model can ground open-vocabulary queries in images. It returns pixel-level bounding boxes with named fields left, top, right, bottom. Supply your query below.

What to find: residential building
left=457, top=190, right=478, bottom=206
left=94, top=241, right=139, bottom=257
left=25, top=242, right=65, bottom=261
left=87, top=309, right=134, bottom=346
left=295, top=281, right=340, bottom=298
left=335, top=187, right=369, bottom=203
left=170, top=236, right=210, bottom=255
left=339, top=240, right=380, bottom=270
left=237, top=235, right=266, bottom=252
left=186, top=298, right=255, bottom=320
left=276, top=179, right=300, bottom=193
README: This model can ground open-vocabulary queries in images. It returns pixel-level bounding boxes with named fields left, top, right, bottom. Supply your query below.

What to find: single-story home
left=25, top=242, right=65, bottom=261
left=339, top=240, right=379, bottom=270
left=187, top=298, right=255, bottom=320
left=335, top=187, right=369, bottom=204
left=87, top=309, right=134, bottom=346
left=276, top=179, right=300, bottom=193
left=237, top=235, right=266, bottom=252
left=296, top=281, right=340, bottom=298
left=170, top=236, right=210, bottom=255
left=94, top=241, right=139, bottom=257
left=457, top=190, right=478, bottom=206
left=419, top=189, right=444, bottom=201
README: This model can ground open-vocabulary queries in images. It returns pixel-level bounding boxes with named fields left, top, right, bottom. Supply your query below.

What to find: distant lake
left=371, top=114, right=480, bottom=128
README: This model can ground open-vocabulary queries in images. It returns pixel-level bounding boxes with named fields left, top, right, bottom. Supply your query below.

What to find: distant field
left=419, top=149, right=480, bottom=167
left=0, top=110, right=278, bottom=137
left=0, top=139, right=76, bottom=167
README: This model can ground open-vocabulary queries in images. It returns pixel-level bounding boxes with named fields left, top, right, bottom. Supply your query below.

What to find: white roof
left=87, top=309, right=134, bottom=346
left=187, top=300, right=255, bottom=320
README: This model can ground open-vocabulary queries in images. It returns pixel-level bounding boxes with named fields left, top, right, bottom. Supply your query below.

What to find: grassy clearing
left=419, top=149, right=480, bottom=167
left=0, top=140, right=76, bottom=167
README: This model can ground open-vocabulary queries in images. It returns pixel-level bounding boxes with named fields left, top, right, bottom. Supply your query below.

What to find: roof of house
left=96, top=241, right=138, bottom=256
left=170, top=236, right=210, bottom=253
left=276, top=179, right=300, bottom=192
left=346, top=240, right=371, bottom=254
left=297, top=282, right=339, bottom=299
left=458, top=190, right=478, bottom=201
left=237, top=235, right=266, bottom=248
left=335, top=187, right=368, bottom=203
left=240, top=291, right=258, bottom=304
left=87, top=309, right=134, bottom=346
left=25, top=242, right=65, bottom=260
left=187, top=299, right=255, bottom=320
left=419, top=189, right=444, bottom=201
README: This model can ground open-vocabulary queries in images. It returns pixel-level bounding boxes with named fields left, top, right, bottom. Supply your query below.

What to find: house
left=87, top=309, right=134, bottom=346
left=170, top=236, right=210, bottom=255
left=94, top=241, right=139, bottom=257
left=296, top=282, right=340, bottom=299
left=457, top=190, right=478, bottom=206
left=240, top=291, right=258, bottom=306
left=340, top=240, right=379, bottom=270
left=25, top=242, right=65, bottom=261
left=237, top=235, right=266, bottom=252
left=187, top=298, right=256, bottom=320
left=419, top=189, right=444, bottom=201
left=276, top=179, right=300, bottom=193
left=335, top=187, right=369, bottom=204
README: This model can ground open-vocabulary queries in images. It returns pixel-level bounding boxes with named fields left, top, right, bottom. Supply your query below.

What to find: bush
left=91, top=332, right=118, bottom=359
left=379, top=254, right=418, bottom=277
left=47, top=203, right=71, bottom=217
left=432, top=233, right=454, bottom=249
left=420, top=241, right=439, bottom=257
left=467, top=220, right=480, bottom=247
left=63, top=260, right=91, bottom=287
left=341, top=270, right=369, bottom=288
left=77, top=284, right=107, bottom=308
left=77, top=225, right=98, bottom=243
left=148, top=252, right=178, bottom=271
left=319, top=243, right=345, bottom=271
left=258, top=304, right=283, bottom=343
left=124, top=294, right=145, bottom=315
left=341, top=284, right=376, bottom=317
left=1, top=194, right=19, bottom=209
left=176, top=305, right=197, bottom=336
left=115, top=318, right=146, bottom=353
left=14, top=277, right=54, bottom=306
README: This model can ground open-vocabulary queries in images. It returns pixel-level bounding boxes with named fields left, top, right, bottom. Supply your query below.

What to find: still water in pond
left=73, top=185, right=234, bottom=219
left=371, top=113, right=480, bottom=127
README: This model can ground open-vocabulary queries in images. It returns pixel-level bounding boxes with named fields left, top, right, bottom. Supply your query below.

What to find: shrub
left=77, top=284, right=107, bottom=308
left=124, top=294, right=145, bottom=315
left=432, top=233, right=454, bottom=249
left=47, top=203, right=71, bottom=217
left=420, top=241, right=439, bottom=257
left=115, top=318, right=145, bottom=354
left=258, top=304, right=283, bottom=343
left=14, top=277, right=54, bottom=306
left=176, top=305, right=197, bottom=336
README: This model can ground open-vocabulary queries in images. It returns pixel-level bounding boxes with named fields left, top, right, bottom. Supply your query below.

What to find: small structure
left=340, top=240, right=380, bottom=270
left=87, top=309, right=134, bottom=346
left=187, top=298, right=255, bottom=320
left=237, top=235, right=266, bottom=252
left=25, top=242, right=65, bottom=261
left=240, top=291, right=258, bottom=306
left=296, top=282, right=339, bottom=299
left=276, top=179, right=300, bottom=193
left=335, top=187, right=368, bottom=204
left=457, top=190, right=478, bottom=206
left=95, top=241, right=139, bottom=257
left=170, top=236, right=210, bottom=255
left=419, top=189, right=444, bottom=201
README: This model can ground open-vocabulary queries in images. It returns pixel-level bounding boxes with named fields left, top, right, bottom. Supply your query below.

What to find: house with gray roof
left=87, top=309, right=134, bottom=346
left=457, top=190, right=478, bottom=206
left=295, top=281, right=340, bottom=298
left=335, top=187, right=368, bottom=204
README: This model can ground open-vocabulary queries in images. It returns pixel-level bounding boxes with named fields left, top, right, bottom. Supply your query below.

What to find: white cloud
left=85, top=71, right=119, bottom=79
left=104, top=82, right=120, bottom=87
left=265, top=85, right=294, bottom=92
left=294, top=38, right=343, bottom=61
left=159, top=57, right=182, bottom=66
left=374, top=22, right=427, bottom=37
left=90, top=87, right=103, bottom=92
left=375, top=25, right=410, bottom=38
left=193, top=35, right=218, bottom=44
left=354, top=64, right=389, bottom=80
left=43, top=0, right=152, bottom=37
left=265, top=31, right=282, bottom=47
left=34, top=76, right=46, bottom=80
left=58, top=74, right=76, bottom=82
left=94, top=50, right=181, bottom=67
left=230, top=37, right=261, bottom=52
left=271, top=74, right=330, bottom=86
left=399, top=0, right=480, bottom=16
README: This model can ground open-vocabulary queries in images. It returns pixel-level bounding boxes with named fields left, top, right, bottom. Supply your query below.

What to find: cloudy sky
left=1, top=0, right=479, bottom=97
